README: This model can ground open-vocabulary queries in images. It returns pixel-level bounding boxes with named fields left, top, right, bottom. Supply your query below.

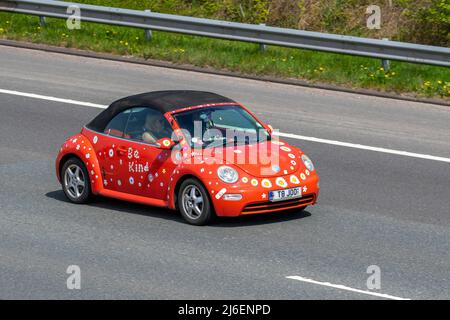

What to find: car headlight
left=217, top=166, right=239, bottom=183
left=301, top=154, right=315, bottom=171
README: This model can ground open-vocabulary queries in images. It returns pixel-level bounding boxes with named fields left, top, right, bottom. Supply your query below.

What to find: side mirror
left=156, top=138, right=176, bottom=150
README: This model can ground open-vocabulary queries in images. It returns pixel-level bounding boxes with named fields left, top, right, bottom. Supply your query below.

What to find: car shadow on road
left=210, top=209, right=311, bottom=227
left=46, top=190, right=311, bottom=227
left=45, top=190, right=182, bottom=223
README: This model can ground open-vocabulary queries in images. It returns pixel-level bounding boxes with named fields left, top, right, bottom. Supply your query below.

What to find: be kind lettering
left=128, top=147, right=140, bottom=159
left=129, top=161, right=149, bottom=173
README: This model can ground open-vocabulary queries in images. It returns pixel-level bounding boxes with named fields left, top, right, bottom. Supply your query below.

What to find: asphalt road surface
left=0, top=45, right=449, bottom=299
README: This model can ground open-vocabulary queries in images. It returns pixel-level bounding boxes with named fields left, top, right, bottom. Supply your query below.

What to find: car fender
left=166, top=164, right=204, bottom=209
left=56, top=134, right=103, bottom=194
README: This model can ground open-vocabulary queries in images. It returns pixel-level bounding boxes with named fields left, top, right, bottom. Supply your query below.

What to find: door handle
left=116, top=146, right=127, bottom=156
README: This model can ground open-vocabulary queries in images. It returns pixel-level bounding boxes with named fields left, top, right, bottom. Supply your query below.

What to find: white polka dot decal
left=300, top=173, right=306, bottom=180
left=290, top=175, right=300, bottom=185
left=241, top=177, right=248, bottom=183
left=129, top=177, right=134, bottom=185
left=275, top=177, right=288, bottom=188
left=280, top=146, right=291, bottom=152
left=261, top=179, right=272, bottom=188
left=109, top=149, right=114, bottom=158
left=93, top=136, right=98, bottom=144
left=251, top=179, right=259, bottom=187
left=162, top=139, right=171, bottom=147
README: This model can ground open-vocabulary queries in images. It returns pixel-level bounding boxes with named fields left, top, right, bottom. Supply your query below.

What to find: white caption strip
left=286, top=276, right=410, bottom=300
left=1, top=88, right=449, bottom=164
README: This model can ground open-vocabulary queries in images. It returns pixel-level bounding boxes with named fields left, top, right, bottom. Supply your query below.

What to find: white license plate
left=269, top=187, right=302, bottom=202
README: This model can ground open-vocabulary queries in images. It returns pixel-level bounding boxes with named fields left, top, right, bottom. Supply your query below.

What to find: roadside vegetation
left=0, top=0, right=449, bottom=99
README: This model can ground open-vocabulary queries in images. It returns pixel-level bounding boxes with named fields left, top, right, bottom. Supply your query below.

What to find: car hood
left=192, top=141, right=303, bottom=178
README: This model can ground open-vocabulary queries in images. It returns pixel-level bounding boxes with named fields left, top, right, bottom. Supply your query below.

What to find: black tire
left=61, top=157, right=92, bottom=204
left=177, top=178, right=213, bottom=225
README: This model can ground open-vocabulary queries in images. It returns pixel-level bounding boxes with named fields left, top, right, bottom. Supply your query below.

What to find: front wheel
left=178, top=178, right=213, bottom=225
left=61, top=157, right=92, bottom=204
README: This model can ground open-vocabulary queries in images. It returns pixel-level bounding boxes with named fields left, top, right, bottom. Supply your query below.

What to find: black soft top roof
left=86, top=90, right=236, bottom=132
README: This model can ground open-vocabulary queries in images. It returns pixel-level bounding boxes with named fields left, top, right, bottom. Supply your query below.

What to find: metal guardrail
left=1, top=0, right=449, bottom=67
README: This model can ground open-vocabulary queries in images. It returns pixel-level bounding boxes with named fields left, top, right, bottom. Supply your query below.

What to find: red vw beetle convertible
left=56, top=91, right=319, bottom=225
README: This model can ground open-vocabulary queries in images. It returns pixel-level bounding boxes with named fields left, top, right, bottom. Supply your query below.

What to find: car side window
left=125, top=108, right=174, bottom=144
left=104, top=109, right=133, bottom=138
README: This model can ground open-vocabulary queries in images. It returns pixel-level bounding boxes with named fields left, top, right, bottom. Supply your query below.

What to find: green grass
left=0, top=12, right=449, bottom=99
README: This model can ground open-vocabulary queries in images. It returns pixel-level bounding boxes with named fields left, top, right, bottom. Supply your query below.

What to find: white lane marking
left=0, top=89, right=107, bottom=109
left=1, top=88, right=449, bottom=164
left=276, top=132, right=450, bottom=164
left=286, top=276, right=410, bottom=300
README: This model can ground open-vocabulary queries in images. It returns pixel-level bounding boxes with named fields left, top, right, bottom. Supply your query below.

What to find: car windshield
left=173, top=105, right=270, bottom=148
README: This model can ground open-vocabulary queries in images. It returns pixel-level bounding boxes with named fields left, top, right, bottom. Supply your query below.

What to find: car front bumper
left=211, top=174, right=319, bottom=217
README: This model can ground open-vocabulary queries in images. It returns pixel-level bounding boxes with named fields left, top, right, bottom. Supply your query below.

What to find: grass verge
left=0, top=12, right=449, bottom=100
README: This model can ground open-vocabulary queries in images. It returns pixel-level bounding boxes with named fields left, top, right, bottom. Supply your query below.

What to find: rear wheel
left=61, top=157, right=92, bottom=204
left=178, top=178, right=213, bottom=225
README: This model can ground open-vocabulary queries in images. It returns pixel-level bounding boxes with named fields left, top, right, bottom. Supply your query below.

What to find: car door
left=113, top=107, right=177, bottom=200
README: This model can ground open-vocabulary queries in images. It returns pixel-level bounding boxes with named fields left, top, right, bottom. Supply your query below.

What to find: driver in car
left=142, top=112, right=173, bottom=144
